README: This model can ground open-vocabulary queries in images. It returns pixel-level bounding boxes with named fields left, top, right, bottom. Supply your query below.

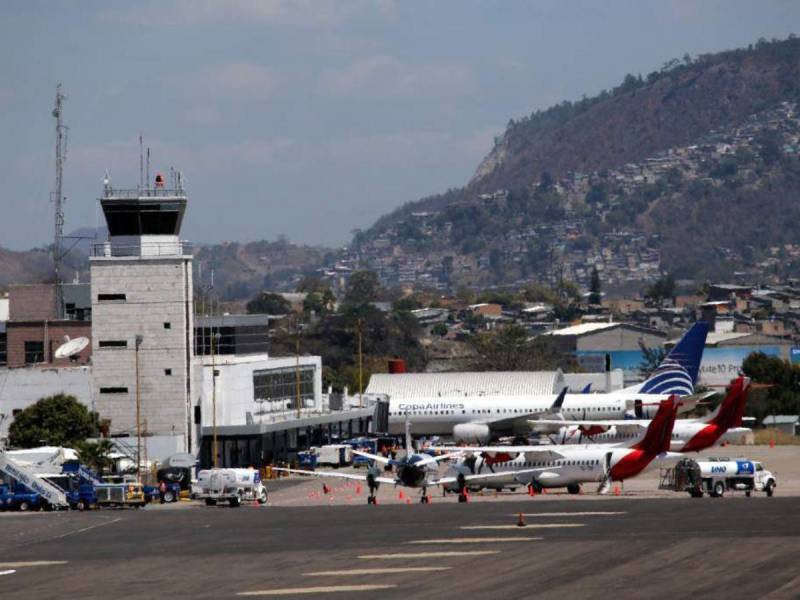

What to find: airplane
left=387, top=322, right=708, bottom=442
left=439, top=396, right=679, bottom=497
left=538, top=376, right=751, bottom=452
left=272, top=421, right=557, bottom=504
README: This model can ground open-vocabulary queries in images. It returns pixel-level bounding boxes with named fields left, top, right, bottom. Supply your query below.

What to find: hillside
left=352, top=37, right=800, bottom=291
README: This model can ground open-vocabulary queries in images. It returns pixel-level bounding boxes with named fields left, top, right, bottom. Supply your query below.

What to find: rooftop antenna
left=146, top=146, right=150, bottom=194
left=52, top=83, right=68, bottom=319
left=139, top=134, right=144, bottom=192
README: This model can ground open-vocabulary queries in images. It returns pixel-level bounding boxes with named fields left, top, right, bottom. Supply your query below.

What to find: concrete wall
left=90, top=256, right=194, bottom=451
left=0, top=298, right=8, bottom=322
left=0, top=366, right=92, bottom=444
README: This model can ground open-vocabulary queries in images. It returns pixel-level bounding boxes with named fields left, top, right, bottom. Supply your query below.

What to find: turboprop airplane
left=387, top=322, right=708, bottom=442
left=538, top=376, right=751, bottom=452
left=273, top=421, right=557, bottom=504
left=440, top=396, right=679, bottom=497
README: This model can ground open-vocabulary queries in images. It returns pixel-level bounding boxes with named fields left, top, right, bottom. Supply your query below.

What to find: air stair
left=0, top=450, right=69, bottom=508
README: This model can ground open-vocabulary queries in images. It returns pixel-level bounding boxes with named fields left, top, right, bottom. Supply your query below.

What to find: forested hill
left=354, top=37, right=800, bottom=289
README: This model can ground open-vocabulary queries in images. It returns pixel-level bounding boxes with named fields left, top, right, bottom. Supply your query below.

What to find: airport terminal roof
left=366, top=371, right=564, bottom=398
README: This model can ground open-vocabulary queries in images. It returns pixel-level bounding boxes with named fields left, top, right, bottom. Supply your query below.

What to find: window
left=24, top=341, right=44, bottom=364
left=0, top=332, right=6, bottom=366
left=164, top=322, right=171, bottom=329
left=253, top=366, right=315, bottom=408
left=99, top=387, right=128, bottom=394
left=97, top=293, right=126, bottom=302
left=165, top=369, right=172, bottom=376
left=99, top=340, right=127, bottom=348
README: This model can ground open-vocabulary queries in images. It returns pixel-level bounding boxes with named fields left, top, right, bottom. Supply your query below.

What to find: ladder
left=0, top=450, right=69, bottom=507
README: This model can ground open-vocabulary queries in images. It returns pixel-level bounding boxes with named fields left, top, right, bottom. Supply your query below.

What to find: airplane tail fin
left=635, top=322, right=709, bottom=395
left=632, top=396, right=678, bottom=455
left=704, top=376, right=747, bottom=428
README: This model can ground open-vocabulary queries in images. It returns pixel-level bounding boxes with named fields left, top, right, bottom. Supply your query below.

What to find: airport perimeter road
left=1, top=498, right=799, bottom=599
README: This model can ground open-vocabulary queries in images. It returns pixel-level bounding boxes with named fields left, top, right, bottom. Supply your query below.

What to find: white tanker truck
left=193, top=468, right=268, bottom=507
left=660, top=457, right=776, bottom=498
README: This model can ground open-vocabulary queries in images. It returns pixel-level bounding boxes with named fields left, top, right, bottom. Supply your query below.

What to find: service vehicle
left=316, top=444, right=353, bottom=468
left=0, top=482, right=43, bottom=511
left=193, top=468, right=268, bottom=507
left=659, top=457, right=776, bottom=498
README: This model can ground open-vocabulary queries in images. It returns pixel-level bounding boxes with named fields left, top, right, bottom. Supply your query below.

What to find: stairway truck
left=0, top=483, right=43, bottom=512
left=193, top=468, right=268, bottom=507
left=660, top=457, right=777, bottom=498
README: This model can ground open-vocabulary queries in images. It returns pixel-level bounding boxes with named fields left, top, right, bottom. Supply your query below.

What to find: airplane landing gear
left=367, top=495, right=377, bottom=505
left=420, top=487, right=430, bottom=503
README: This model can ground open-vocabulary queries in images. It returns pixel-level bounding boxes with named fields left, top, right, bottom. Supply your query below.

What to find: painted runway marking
left=305, top=567, right=451, bottom=576
left=237, top=584, right=397, bottom=596
left=0, top=570, right=16, bottom=577
left=461, top=523, right=585, bottom=530
left=407, top=537, right=542, bottom=544
left=0, top=561, right=68, bottom=568
left=52, top=518, right=122, bottom=540
left=512, top=512, right=625, bottom=517
left=359, top=550, right=501, bottom=559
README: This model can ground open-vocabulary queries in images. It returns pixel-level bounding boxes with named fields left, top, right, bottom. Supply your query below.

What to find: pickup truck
left=0, top=483, right=43, bottom=511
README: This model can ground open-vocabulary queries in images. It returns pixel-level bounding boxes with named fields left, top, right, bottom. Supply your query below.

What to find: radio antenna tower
left=52, top=83, right=68, bottom=318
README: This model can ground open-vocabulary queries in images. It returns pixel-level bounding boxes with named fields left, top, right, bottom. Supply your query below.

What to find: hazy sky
left=1, top=1, right=798, bottom=251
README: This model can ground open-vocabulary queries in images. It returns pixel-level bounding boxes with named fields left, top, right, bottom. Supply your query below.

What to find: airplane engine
left=453, top=423, right=490, bottom=444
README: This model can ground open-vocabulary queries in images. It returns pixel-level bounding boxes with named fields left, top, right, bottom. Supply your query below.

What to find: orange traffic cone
left=399, top=490, right=405, bottom=500
left=355, top=485, right=362, bottom=495
left=770, top=437, right=776, bottom=449
left=613, top=485, right=621, bottom=496
left=517, top=512, right=526, bottom=527
left=528, top=485, right=536, bottom=497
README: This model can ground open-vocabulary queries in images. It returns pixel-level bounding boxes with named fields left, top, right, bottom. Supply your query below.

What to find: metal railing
left=102, top=187, right=186, bottom=199
left=91, top=240, right=193, bottom=258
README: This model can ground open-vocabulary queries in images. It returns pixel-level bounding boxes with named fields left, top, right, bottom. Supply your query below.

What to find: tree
left=644, top=274, right=676, bottom=306
left=742, top=352, right=800, bottom=422
left=246, top=292, right=291, bottom=315
left=431, top=323, right=449, bottom=337
left=638, top=342, right=667, bottom=379
left=343, top=270, right=381, bottom=307
left=74, top=439, right=115, bottom=474
left=8, top=394, right=99, bottom=448
left=468, top=325, right=576, bottom=371
left=589, top=267, right=602, bottom=305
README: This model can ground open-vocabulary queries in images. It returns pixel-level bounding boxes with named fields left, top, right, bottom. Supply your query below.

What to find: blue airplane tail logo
left=639, top=322, right=709, bottom=395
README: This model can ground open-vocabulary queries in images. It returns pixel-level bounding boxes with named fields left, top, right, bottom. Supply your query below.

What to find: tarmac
left=1, top=496, right=799, bottom=599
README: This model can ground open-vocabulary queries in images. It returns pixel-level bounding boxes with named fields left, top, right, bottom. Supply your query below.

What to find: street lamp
left=134, top=334, right=143, bottom=484
left=211, top=330, right=221, bottom=468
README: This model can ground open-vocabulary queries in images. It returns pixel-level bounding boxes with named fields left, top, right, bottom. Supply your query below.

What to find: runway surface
left=1, top=497, right=799, bottom=599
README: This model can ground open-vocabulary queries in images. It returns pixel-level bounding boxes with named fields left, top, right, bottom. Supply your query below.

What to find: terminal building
left=0, top=176, right=380, bottom=466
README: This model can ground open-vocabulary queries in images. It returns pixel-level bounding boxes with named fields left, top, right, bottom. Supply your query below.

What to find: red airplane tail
left=731, top=377, right=751, bottom=428
left=706, top=376, right=747, bottom=429
left=632, top=396, right=678, bottom=456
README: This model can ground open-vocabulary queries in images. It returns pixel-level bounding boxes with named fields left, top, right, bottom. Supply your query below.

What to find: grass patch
left=753, top=428, right=800, bottom=445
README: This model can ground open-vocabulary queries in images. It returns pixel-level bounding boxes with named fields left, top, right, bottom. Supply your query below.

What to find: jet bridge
left=0, top=450, right=69, bottom=508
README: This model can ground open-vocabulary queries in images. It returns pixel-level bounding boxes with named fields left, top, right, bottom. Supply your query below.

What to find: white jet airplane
left=440, top=396, right=679, bottom=498
left=538, top=376, right=751, bottom=453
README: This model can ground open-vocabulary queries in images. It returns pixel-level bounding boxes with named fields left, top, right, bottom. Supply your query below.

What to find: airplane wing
left=271, top=467, right=395, bottom=485
left=532, top=418, right=647, bottom=435
left=429, top=445, right=567, bottom=461
left=433, top=466, right=559, bottom=487
left=352, top=450, right=395, bottom=465
left=413, top=451, right=465, bottom=467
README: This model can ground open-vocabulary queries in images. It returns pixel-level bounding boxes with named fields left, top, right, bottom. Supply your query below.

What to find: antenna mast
left=52, top=83, right=68, bottom=319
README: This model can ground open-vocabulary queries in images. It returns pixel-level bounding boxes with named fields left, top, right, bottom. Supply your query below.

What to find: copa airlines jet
left=273, top=422, right=555, bottom=504
left=441, top=396, right=679, bottom=499
left=388, top=322, right=709, bottom=442
left=541, top=376, right=751, bottom=452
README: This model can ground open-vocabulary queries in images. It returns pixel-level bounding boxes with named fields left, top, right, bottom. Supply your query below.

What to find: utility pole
left=211, top=330, right=220, bottom=468
left=135, top=335, right=143, bottom=483
left=52, top=84, right=68, bottom=319
left=357, top=318, right=364, bottom=408
left=295, top=319, right=302, bottom=419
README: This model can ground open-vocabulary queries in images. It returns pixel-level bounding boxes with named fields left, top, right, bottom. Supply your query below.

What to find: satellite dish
left=55, top=336, right=89, bottom=360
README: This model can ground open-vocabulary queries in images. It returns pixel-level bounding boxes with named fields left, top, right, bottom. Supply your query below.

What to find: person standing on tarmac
left=159, top=480, right=167, bottom=504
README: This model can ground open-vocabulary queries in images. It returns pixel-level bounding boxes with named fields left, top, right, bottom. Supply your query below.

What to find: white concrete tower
left=90, top=175, right=195, bottom=457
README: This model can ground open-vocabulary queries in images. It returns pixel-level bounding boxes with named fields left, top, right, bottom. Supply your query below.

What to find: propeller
left=597, top=451, right=613, bottom=494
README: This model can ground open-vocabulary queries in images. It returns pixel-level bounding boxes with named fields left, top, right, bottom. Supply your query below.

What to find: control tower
left=90, top=174, right=195, bottom=456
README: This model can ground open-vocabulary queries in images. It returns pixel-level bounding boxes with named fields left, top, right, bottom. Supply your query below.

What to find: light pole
left=134, top=334, right=143, bottom=483
left=357, top=318, right=364, bottom=408
left=211, top=330, right=221, bottom=468
left=295, top=319, right=302, bottom=419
